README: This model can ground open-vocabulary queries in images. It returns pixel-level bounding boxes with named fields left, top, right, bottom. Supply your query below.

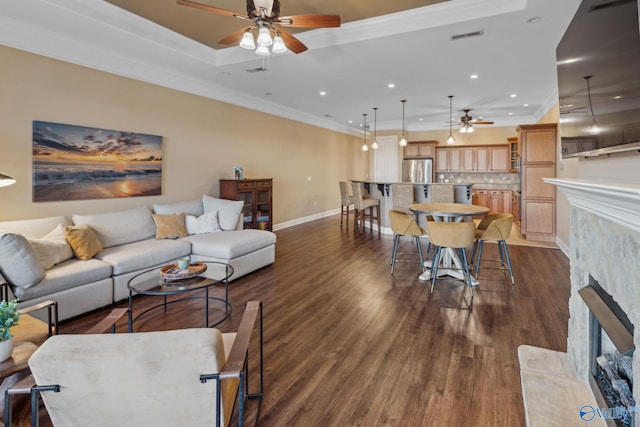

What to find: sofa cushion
left=96, top=238, right=192, bottom=276
left=12, top=258, right=112, bottom=301
left=185, top=211, right=221, bottom=235
left=28, top=224, right=74, bottom=269
left=64, top=225, right=103, bottom=261
left=152, top=214, right=188, bottom=239
left=152, top=199, right=204, bottom=217
left=72, top=207, right=155, bottom=248
left=202, top=195, right=243, bottom=231
left=0, top=233, right=46, bottom=288
left=184, top=230, right=276, bottom=259
left=0, top=216, right=72, bottom=239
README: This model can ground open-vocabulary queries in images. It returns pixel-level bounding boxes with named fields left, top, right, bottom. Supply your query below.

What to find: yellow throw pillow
left=152, top=213, right=188, bottom=239
left=64, top=224, right=103, bottom=260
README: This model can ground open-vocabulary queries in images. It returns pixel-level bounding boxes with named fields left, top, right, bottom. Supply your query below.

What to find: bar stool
left=430, top=184, right=454, bottom=203
left=338, top=181, right=354, bottom=228
left=471, top=213, right=515, bottom=285
left=391, top=184, right=414, bottom=214
left=389, top=209, right=428, bottom=274
left=426, top=221, right=476, bottom=299
left=351, top=182, right=380, bottom=233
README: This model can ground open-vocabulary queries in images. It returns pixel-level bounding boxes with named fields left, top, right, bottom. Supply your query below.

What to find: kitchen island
left=350, top=180, right=473, bottom=234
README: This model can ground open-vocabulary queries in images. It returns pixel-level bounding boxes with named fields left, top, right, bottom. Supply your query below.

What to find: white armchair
left=5, top=301, right=263, bottom=427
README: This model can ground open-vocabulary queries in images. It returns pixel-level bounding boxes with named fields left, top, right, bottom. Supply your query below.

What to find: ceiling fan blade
left=276, top=14, right=341, bottom=28
left=473, top=121, right=494, bottom=125
left=218, top=26, right=252, bottom=45
left=278, top=29, right=308, bottom=54
left=176, top=0, right=249, bottom=20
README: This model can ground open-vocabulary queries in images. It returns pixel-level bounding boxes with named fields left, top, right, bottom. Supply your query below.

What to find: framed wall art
left=32, top=121, right=163, bottom=202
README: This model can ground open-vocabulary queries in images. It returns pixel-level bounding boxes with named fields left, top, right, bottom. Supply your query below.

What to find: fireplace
left=581, top=278, right=635, bottom=426
left=544, top=178, right=640, bottom=427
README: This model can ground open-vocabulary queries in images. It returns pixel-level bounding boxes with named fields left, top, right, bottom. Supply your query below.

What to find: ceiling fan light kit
left=177, top=0, right=340, bottom=56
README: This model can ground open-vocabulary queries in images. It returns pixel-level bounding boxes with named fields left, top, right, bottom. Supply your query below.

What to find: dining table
left=409, top=202, right=489, bottom=285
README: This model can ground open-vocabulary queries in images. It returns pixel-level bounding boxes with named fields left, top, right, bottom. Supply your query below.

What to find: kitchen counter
left=349, top=180, right=474, bottom=233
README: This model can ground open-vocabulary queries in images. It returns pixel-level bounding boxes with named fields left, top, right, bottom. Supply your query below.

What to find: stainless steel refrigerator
left=402, top=158, right=433, bottom=183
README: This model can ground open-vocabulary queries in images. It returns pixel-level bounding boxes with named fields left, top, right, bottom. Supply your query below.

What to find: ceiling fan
left=457, top=109, right=494, bottom=133
left=176, top=0, right=341, bottom=54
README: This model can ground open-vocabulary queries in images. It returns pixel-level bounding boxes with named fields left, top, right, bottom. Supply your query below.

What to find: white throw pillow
left=202, top=195, right=243, bottom=231
left=28, top=224, right=74, bottom=270
left=185, top=211, right=222, bottom=235
left=0, top=233, right=46, bottom=288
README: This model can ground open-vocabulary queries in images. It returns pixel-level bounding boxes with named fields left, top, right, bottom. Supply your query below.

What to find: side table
left=0, top=341, right=39, bottom=426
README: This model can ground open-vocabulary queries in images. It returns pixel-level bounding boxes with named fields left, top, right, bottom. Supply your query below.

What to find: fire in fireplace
left=580, top=278, right=635, bottom=427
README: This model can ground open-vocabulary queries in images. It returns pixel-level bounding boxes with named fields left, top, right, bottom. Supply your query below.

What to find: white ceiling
left=0, top=0, right=581, bottom=136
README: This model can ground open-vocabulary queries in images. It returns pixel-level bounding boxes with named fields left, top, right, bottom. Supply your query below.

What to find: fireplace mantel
left=545, top=178, right=640, bottom=234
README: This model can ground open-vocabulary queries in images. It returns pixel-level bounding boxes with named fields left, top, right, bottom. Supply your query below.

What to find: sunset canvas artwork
left=33, top=121, right=163, bottom=202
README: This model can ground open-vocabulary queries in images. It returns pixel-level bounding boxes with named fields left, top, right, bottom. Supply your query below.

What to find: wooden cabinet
left=404, top=141, right=437, bottom=158
left=512, top=191, right=520, bottom=225
left=220, top=178, right=273, bottom=231
left=473, top=188, right=513, bottom=215
left=517, top=123, right=557, bottom=242
left=435, top=147, right=462, bottom=172
left=508, top=137, right=519, bottom=172
left=489, top=146, right=510, bottom=172
left=437, top=145, right=509, bottom=172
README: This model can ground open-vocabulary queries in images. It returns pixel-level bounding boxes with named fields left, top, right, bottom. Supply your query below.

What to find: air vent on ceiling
left=245, top=67, right=267, bottom=73
left=450, top=30, right=484, bottom=41
left=589, top=0, right=634, bottom=12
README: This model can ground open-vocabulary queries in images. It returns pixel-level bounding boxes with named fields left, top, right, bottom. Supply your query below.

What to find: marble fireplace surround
left=519, top=178, right=640, bottom=427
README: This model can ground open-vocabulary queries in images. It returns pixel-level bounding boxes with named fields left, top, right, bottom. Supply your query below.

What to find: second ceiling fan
left=176, top=0, right=341, bottom=54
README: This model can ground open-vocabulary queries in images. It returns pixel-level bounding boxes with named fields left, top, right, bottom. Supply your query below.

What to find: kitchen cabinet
left=438, top=145, right=509, bottom=172
left=508, top=137, right=519, bottom=172
left=404, top=141, right=437, bottom=158
left=435, top=147, right=462, bottom=172
left=473, top=189, right=513, bottom=215
left=220, top=178, right=273, bottom=231
left=517, top=123, right=557, bottom=242
left=512, top=191, right=520, bottom=225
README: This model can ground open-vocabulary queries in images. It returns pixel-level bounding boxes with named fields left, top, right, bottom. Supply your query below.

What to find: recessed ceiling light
left=388, top=83, right=395, bottom=88
left=348, top=120, right=353, bottom=124
left=523, top=103, right=529, bottom=107
left=508, top=112, right=513, bottom=116
left=319, top=91, right=327, bottom=96
left=528, top=16, right=542, bottom=24
left=419, top=118, right=424, bottom=121
left=614, top=95, right=622, bottom=99
left=510, top=93, right=517, bottom=98
left=470, top=74, right=479, bottom=79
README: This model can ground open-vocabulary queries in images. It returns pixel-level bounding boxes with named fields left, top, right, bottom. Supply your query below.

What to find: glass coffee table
left=127, top=261, right=233, bottom=332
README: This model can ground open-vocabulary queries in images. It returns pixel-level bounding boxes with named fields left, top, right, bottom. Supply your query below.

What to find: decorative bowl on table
left=160, top=262, right=207, bottom=283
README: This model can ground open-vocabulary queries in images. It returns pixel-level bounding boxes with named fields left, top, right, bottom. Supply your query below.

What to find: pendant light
left=399, top=100, right=407, bottom=146
left=584, top=75, right=600, bottom=135
left=446, top=95, right=456, bottom=145
left=371, top=107, right=379, bottom=150
left=361, top=113, right=369, bottom=151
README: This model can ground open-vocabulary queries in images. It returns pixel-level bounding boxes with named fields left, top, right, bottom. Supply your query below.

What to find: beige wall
left=0, top=46, right=367, bottom=225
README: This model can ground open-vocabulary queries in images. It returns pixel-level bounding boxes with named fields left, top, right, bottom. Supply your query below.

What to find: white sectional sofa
left=0, top=195, right=276, bottom=321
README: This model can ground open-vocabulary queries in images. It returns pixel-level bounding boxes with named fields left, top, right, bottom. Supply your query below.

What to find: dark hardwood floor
left=45, top=216, right=571, bottom=426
